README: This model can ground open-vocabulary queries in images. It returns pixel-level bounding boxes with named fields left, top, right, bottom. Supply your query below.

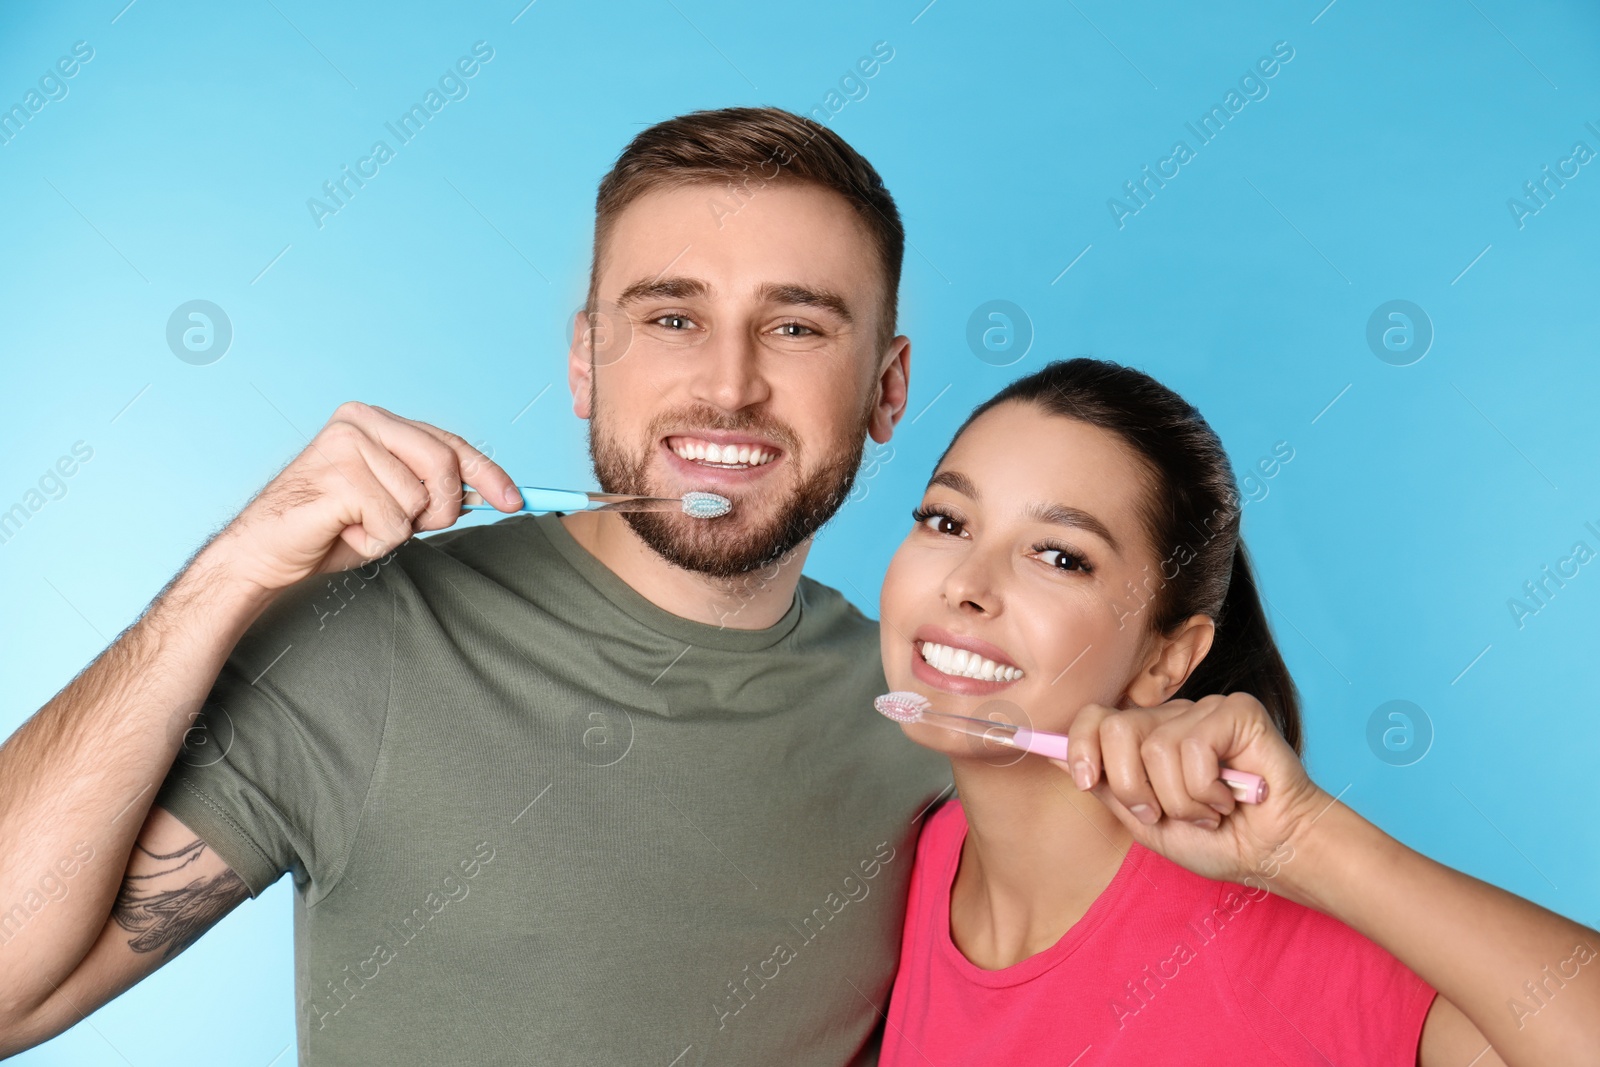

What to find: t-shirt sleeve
left=153, top=553, right=399, bottom=899
left=1221, top=891, right=1438, bottom=1066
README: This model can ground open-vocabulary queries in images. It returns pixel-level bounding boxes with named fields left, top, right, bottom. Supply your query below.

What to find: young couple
left=0, top=105, right=1594, bottom=1066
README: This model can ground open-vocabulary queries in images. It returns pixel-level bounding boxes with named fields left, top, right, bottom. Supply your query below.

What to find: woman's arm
left=1283, top=795, right=1596, bottom=1067
left=1060, top=694, right=1600, bottom=1067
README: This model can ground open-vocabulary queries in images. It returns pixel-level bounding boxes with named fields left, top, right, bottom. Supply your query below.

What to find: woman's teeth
left=918, top=641, right=1023, bottom=682
left=669, top=437, right=776, bottom=469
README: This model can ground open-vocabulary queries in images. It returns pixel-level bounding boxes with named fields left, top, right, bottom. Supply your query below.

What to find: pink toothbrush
left=873, top=691, right=1268, bottom=804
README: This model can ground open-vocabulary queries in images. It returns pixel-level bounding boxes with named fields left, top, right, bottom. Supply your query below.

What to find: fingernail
left=504, top=486, right=522, bottom=507
left=1129, top=804, right=1159, bottom=825
left=1209, top=802, right=1231, bottom=817
left=1072, top=762, right=1093, bottom=791
left=1191, top=818, right=1220, bottom=830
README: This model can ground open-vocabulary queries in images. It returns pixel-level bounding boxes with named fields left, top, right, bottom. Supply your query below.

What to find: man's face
left=570, top=181, right=903, bottom=579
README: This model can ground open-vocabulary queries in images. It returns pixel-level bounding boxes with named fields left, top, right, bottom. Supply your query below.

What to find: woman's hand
left=1057, top=692, right=1330, bottom=896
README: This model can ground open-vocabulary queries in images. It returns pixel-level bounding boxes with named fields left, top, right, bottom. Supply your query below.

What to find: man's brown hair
left=587, top=106, right=905, bottom=358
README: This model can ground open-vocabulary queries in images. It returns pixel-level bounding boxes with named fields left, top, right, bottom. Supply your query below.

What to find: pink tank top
left=881, top=800, right=1436, bottom=1066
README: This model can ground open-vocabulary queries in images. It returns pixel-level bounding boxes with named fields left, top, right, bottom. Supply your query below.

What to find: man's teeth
left=670, top=438, right=777, bottom=468
left=918, top=641, right=1023, bottom=682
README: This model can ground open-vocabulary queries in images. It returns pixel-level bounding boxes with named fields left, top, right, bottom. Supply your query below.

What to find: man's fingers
left=407, top=418, right=522, bottom=514
left=353, top=432, right=432, bottom=527
left=310, top=446, right=412, bottom=560
left=336, top=404, right=473, bottom=524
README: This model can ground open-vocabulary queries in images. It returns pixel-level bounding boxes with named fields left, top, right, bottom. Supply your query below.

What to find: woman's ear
left=1125, top=614, right=1216, bottom=707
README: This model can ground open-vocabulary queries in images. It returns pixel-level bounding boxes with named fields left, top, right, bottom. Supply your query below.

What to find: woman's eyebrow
left=927, top=469, right=978, bottom=497
left=1025, top=501, right=1121, bottom=554
left=927, top=470, right=1121, bottom=554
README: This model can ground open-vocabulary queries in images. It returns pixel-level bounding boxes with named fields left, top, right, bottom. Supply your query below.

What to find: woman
left=875, top=358, right=1598, bottom=1065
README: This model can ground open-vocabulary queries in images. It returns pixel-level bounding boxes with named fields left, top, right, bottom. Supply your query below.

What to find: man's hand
left=208, top=401, right=524, bottom=596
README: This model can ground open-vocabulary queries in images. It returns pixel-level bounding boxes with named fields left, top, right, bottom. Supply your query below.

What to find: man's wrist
left=151, top=535, right=280, bottom=641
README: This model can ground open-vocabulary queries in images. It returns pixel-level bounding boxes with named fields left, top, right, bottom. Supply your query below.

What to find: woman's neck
left=948, top=757, right=1135, bottom=970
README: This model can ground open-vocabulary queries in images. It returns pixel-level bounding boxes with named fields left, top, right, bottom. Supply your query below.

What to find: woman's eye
left=918, top=512, right=963, bottom=536
left=1035, top=548, right=1090, bottom=573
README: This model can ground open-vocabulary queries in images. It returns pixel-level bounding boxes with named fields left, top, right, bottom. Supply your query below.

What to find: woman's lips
left=908, top=641, right=1022, bottom=696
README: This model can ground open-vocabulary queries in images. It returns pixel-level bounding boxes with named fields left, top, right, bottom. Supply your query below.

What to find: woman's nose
left=941, top=552, right=1002, bottom=617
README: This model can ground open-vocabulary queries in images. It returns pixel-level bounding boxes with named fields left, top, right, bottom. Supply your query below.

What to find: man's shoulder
left=795, top=573, right=879, bottom=642
left=412, top=513, right=545, bottom=569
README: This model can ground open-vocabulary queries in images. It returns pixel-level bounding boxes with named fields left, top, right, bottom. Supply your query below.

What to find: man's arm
left=0, top=807, right=249, bottom=1057
left=0, top=401, right=523, bottom=1052
left=0, top=544, right=274, bottom=1046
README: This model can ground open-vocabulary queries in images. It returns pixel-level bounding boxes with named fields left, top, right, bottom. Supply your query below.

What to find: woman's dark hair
left=938, top=358, right=1303, bottom=753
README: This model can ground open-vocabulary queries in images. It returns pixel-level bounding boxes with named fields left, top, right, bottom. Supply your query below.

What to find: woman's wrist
left=1266, top=789, right=1391, bottom=917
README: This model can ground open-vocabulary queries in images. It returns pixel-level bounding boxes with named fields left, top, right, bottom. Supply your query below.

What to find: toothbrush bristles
left=874, top=691, right=930, bottom=724
left=681, top=491, right=732, bottom=519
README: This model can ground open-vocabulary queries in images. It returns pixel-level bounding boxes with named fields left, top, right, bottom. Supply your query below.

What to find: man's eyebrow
left=755, top=282, right=854, bottom=323
left=612, top=276, right=854, bottom=324
left=614, top=276, right=712, bottom=307
left=927, top=469, right=1121, bottom=553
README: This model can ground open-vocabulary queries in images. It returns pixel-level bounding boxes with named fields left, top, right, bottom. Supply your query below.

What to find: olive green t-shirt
left=155, top=513, right=951, bottom=1066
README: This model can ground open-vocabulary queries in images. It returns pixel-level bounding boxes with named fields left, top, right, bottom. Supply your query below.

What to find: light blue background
left=2, top=1, right=1597, bottom=1062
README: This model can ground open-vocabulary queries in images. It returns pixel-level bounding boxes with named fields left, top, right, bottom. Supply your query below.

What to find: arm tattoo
left=112, top=838, right=249, bottom=961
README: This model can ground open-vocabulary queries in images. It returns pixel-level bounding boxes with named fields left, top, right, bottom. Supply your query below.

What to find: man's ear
left=568, top=310, right=594, bottom=420
left=868, top=335, right=911, bottom=444
left=1125, top=614, right=1216, bottom=707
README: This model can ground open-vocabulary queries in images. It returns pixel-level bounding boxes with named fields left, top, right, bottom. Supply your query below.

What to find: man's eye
left=774, top=321, right=815, bottom=337
left=653, top=314, right=695, bottom=330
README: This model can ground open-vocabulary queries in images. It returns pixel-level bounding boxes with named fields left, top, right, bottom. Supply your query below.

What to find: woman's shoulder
left=918, top=796, right=966, bottom=850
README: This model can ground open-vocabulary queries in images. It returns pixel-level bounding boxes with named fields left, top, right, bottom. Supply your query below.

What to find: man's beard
left=588, top=389, right=873, bottom=581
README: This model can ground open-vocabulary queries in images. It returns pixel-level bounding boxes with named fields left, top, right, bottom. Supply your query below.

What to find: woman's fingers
left=1142, top=711, right=1232, bottom=828
left=1062, top=697, right=1254, bottom=828
left=1097, top=710, right=1164, bottom=825
left=1062, top=702, right=1113, bottom=792
left=1180, top=732, right=1238, bottom=819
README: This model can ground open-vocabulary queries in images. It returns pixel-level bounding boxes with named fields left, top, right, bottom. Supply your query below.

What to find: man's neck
left=559, top=511, right=809, bottom=630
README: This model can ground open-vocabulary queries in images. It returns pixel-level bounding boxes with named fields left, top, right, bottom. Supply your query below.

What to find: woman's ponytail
left=1174, top=543, right=1302, bottom=754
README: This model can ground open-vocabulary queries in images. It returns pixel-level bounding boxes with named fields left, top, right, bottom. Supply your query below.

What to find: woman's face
left=879, top=401, right=1171, bottom=757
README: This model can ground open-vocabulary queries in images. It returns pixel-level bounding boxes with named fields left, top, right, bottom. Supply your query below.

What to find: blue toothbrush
left=460, top=485, right=731, bottom=519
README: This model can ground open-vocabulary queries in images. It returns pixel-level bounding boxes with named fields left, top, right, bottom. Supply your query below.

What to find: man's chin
left=622, top=504, right=809, bottom=581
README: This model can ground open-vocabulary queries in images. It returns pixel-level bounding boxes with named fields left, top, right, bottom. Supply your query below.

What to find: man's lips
left=660, top=433, right=785, bottom=485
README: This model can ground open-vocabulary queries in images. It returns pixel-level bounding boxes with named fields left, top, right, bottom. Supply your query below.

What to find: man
left=0, top=107, right=950, bottom=1065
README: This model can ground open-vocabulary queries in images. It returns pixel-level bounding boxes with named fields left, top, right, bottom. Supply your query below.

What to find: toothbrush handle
left=1219, top=769, right=1268, bottom=805
left=461, top=486, right=593, bottom=513
left=1012, top=728, right=1268, bottom=804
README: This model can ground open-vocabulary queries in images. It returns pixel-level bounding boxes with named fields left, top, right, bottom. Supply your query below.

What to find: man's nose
left=689, top=321, right=771, bottom=412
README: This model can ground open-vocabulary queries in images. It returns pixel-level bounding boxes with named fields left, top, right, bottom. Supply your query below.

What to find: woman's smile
left=908, top=625, right=1025, bottom=696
